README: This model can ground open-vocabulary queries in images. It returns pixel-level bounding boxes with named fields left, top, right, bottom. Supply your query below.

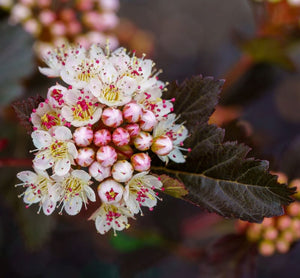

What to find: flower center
left=73, top=100, right=96, bottom=121
left=64, top=176, right=84, bottom=199
left=35, top=176, right=49, bottom=196
left=50, top=141, right=68, bottom=159
left=41, top=112, right=61, bottom=130
left=103, top=85, right=120, bottom=102
left=105, top=188, right=119, bottom=202
left=51, top=89, right=64, bottom=105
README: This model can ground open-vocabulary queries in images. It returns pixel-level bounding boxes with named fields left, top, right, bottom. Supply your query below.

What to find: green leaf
left=159, top=174, right=188, bottom=198
left=152, top=76, right=295, bottom=222
left=0, top=21, right=34, bottom=106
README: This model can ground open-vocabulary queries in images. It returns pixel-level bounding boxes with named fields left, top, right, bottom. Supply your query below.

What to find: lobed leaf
left=152, top=76, right=295, bottom=222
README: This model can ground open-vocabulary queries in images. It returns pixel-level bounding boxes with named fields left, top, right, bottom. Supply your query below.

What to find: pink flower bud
left=96, top=146, right=117, bottom=167
left=115, top=145, right=133, bottom=160
left=112, top=127, right=130, bottom=147
left=131, top=153, right=151, bottom=172
left=264, top=227, right=278, bottom=241
left=151, top=135, right=173, bottom=156
left=76, top=147, right=95, bottom=167
left=39, top=10, right=56, bottom=26
left=112, top=160, right=133, bottom=182
left=277, top=215, right=292, bottom=231
left=123, top=102, right=142, bottom=123
left=94, top=129, right=111, bottom=147
left=97, top=179, right=124, bottom=204
left=89, top=161, right=111, bottom=182
left=287, top=202, right=300, bottom=217
left=140, top=110, right=157, bottom=131
left=101, top=107, right=123, bottom=128
left=133, top=131, right=153, bottom=151
left=73, top=126, right=93, bottom=147
left=276, top=239, right=290, bottom=254
left=125, top=123, right=140, bottom=137
left=259, top=240, right=275, bottom=256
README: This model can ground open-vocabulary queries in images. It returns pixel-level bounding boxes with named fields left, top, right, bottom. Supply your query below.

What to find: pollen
left=50, top=141, right=68, bottom=158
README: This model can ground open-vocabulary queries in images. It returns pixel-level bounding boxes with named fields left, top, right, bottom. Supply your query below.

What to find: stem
left=0, top=158, right=32, bottom=167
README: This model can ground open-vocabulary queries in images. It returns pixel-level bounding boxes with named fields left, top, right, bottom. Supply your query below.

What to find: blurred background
left=1, top=0, right=300, bottom=277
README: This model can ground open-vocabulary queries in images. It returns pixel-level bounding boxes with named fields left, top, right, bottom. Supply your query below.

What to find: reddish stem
left=0, top=158, right=32, bottom=167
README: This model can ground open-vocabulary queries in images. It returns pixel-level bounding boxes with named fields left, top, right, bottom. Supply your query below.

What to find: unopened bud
left=276, top=238, right=290, bottom=254
left=125, top=123, right=140, bottom=137
left=89, top=161, right=111, bottom=182
left=96, top=145, right=117, bottom=167
left=264, top=227, right=278, bottom=241
left=259, top=240, right=275, bottom=256
left=94, top=129, right=111, bottom=147
left=123, top=102, right=142, bottom=123
left=112, top=160, right=133, bottom=182
left=133, top=131, right=153, bottom=151
left=140, top=110, right=157, bottom=131
left=112, top=127, right=130, bottom=147
left=76, top=147, right=95, bottom=167
left=98, top=179, right=124, bottom=204
left=151, top=135, right=173, bottom=156
left=131, top=153, right=151, bottom=172
left=277, top=215, right=292, bottom=231
left=101, top=107, right=123, bottom=127
left=73, top=126, right=93, bottom=147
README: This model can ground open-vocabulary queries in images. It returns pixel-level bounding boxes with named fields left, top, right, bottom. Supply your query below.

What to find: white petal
left=33, top=155, right=53, bottom=170
left=17, top=171, right=37, bottom=183
left=64, top=196, right=82, bottom=215
left=67, top=142, right=78, bottom=159
left=38, top=66, right=60, bottom=77
left=118, top=76, right=137, bottom=96
left=23, top=188, right=40, bottom=204
left=72, top=169, right=91, bottom=182
left=140, top=59, right=153, bottom=79
left=31, top=130, right=52, bottom=149
left=64, top=89, right=81, bottom=106
left=54, top=158, right=71, bottom=176
left=42, top=198, right=56, bottom=215
left=84, top=185, right=96, bottom=202
left=61, top=106, right=74, bottom=123
left=53, top=126, right=72, bottom=141
left=95, top=215, right=109, bottom=234
left=168, top=149, right=186, bottom=163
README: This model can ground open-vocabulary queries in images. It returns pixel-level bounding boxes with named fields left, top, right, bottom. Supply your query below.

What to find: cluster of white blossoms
left=15, top=44, right=189, bottom=235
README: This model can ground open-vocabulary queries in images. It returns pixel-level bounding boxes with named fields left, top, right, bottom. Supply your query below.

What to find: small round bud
left=125, top=123, right=140, bottom=137
left=261, top=218, right=275, bottom=228
left=73, top=126, right=93, bottom=147
left=112, top=160, right=133, bottom=182
left=277, top=215, right=292, bottom=231
left=151, top=135, right=173, bottom=156
left=94, top=129, right=111, bottom=147
left=76, top=147, right=95, bottom=167
left=131, top=153, right=151, bottom=172
left=97, top=179, right=124, bottom=204
left=115, top=145, right=134, bottom=160
left=123, top=102, right=142, bottom=123
left=282, top=229, right=294, bottom=243
left=140, top=110, right=157, bottom=131
left=286, top=202, right=300, bottom=217
left=246, top=224, right=262, bottom=242
left=133, top=131, right=153, bottom=151
left=89, top=161, right=111, bottom=182
left=259, top=240, right=275, bottom=256
left=112, top=127, right=130, bottom=147
left=264, top=227, right=278, bottom=241
left=276, top=238, right=290, bottom=254
left=101, top=107, right=123, bottom=127
left=96, top=146, right=117, bottom=167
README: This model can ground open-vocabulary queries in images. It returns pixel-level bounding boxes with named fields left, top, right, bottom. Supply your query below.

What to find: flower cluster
left=15, top=43, right=189, bottom=235
left=236, top=175, right=300, bottom=256
left=1, top=0, right=119, bottom=58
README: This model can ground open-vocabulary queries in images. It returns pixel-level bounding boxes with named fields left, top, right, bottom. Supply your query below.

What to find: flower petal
left=31, top=130, right=52, bottom=149
left=64, top=196, right=82, bottom=215
left=42, top=198, right=56, bottom=215
left=54, top=158, right=71, bottom=176
left=17, top=171, right=37, bottom=183
left=84, top=185, right=96, bottom=202
left=53, top=126, right=72, bottom=141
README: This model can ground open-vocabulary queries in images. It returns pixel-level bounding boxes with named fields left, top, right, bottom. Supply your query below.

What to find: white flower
left=32, top=126, right=78, bottom=176
left=124, top=172, right=162, bottom=215
left=30, top=101, right=62, bottom=131
left=60, top=44, right=105, bottom=89
left=39, top=44, right=85, bottom=77
left=61, top=88, right=102, bottom=127
left=153, top=114, right=189, bottom=163
left=54, top=169, right=95, bottom=215
left=89, top=203, right=134, bottom=235
left=16, top=168, right=61, bottom=215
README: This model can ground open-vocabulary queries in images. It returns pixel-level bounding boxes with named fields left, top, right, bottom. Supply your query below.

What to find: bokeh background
left=1, top=0, right=300, bottom=277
